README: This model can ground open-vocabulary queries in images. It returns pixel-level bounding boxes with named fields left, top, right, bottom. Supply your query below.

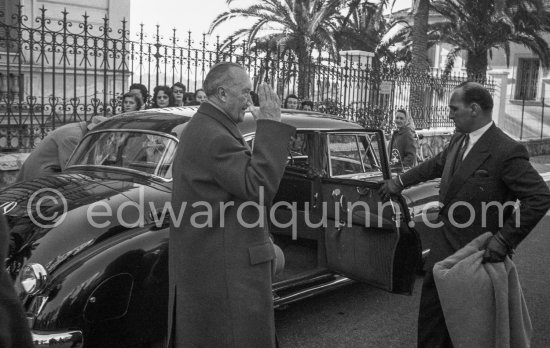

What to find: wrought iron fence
left=0, top=5, right=495, bottom=151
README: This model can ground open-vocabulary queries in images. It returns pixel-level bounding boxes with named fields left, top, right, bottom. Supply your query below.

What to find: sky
left=130, top=0, right=412, bottom=43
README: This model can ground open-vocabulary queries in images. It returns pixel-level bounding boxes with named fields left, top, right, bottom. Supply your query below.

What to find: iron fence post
left=520, top=96, right=525, bottom=140
left=542, top=97, right=545, bottom=139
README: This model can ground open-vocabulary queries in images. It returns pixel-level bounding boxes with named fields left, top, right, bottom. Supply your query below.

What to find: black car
left=0, top=107, right=439, bottom=347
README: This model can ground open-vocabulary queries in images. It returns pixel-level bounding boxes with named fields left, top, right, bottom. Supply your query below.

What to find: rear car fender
left=32, top=226, right=169, bottom=331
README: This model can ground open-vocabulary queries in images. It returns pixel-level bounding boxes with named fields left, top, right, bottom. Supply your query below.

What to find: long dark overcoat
left=0, top=214, right=34, bottom=348
left=168, top=103, right=295, bottom=347
left=389, top=127, right=417, bottom=167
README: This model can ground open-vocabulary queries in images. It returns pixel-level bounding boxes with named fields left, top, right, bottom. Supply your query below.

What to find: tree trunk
left=466, top=50, right=488, bottom=80
left=408, top=0, right=430, bottom=128
left=296, top=39, right=310, bottom=99
left=410, top=0, right=430, bottom=72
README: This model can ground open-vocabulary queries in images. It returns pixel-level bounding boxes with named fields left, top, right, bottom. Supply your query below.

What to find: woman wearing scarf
left=389, top=109, right=417, bottom=168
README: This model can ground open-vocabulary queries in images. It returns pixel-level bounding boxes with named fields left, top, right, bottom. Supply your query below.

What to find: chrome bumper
left=32, top=330, right=83, bottom=347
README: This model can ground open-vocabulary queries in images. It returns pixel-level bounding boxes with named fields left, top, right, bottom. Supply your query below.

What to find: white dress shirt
left=462, top=121, right=493, bottom=159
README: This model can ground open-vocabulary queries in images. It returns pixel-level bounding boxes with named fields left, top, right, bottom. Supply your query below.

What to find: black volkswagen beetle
left=0, top=107, right=439, bottom=347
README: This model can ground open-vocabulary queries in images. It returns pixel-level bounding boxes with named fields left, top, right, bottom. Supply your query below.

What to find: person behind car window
left=16, top=117, right=106, bottom=182
left=168, top=62, right=295, bottom=348
left=284, top=94, right=299, bottom=109
left=379, top=82, right=550, bottom=348
left=389, top=109, right=417, bottom=168
left=301, top=100, right=313, bottom=111
left=172, top=82, right=186, bottom=107
left=0, top=214, right=34, bottom=348
left=151, top=85, right=175, bottom=109
left=194, top=88, right=208, bottom=104
left=122, top=91, right=143, bottom=113
left=129, top=83, right=149, bottom=109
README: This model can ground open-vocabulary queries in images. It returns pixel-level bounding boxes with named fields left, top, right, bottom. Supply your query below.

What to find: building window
left=515, top=58, right=540, bottom=100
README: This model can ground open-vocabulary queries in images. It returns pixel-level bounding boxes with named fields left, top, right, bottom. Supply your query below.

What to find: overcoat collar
left=197, top=102, right=246, bottom=145
left=441, top=124, right=497, bottom=206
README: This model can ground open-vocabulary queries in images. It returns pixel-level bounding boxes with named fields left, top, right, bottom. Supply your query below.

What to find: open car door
left=316, top=130, right=421, bottom=294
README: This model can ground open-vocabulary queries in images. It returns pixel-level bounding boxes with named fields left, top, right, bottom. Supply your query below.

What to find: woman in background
left=122, top=91, right=143, bottom=113
left=284, top=94, right=299, bottom=109
left=389, top=109, right=417, bottom=168
left=194, top=89, right=208, bottom=104
left=151, top=85, right=175, bottom=109
left=172, top=82, right=186, bottom=106
left=182, top=92, right=195, bottom=105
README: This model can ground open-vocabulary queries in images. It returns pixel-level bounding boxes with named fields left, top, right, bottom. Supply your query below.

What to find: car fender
left=32, top=226, right=169, bottom=345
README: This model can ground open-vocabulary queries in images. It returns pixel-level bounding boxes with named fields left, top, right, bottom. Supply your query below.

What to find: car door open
left=319, top=131, right=421, bottom=294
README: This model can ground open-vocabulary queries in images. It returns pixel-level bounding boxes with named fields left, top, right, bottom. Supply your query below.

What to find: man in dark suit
left=0, top=213, right=34, bottom=348
left=168, top=62, right=295, bottom=347
left=379, top=81, right=550, bottom=347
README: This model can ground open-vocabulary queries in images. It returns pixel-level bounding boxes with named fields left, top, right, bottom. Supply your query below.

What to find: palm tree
left=394, top=0, right=431, bottom=129
left=428, top=0, right=550, bottom=77
left=335, top=0, right=408, bottom=65
left=410, top=0, right=430, bottom=72
left=209, top=0, right=346, bottom=98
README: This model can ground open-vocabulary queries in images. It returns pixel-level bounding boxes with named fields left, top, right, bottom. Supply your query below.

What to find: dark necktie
left=454, top=135, right=469, bottom=172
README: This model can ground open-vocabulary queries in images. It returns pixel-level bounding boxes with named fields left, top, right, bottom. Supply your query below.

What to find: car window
left=327, top=133, right=382, bottom=178
left=67, top=131, right=178, bottom=179
left=287, top=133, right=309, bottom=170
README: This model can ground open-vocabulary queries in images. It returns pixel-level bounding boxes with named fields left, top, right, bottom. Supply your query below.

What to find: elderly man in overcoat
left=168, top=62, right=295, bottom=347
left=0, top=213, right=34, bottom=348
left=380, top=81, right=550, bottom=347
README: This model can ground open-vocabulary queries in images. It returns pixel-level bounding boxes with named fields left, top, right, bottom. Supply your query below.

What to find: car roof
left=92, top=106, right=365, bottom=134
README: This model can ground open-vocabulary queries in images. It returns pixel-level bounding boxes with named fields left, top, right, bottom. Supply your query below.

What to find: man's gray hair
left=203, top=62, right=246, bottom=97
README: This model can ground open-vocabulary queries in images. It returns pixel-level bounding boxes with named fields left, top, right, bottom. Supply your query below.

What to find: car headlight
left=20, top=263, right=48, bottom=295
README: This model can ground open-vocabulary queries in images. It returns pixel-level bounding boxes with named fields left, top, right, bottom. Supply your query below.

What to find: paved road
left=276, top=187, right=550, bottom=348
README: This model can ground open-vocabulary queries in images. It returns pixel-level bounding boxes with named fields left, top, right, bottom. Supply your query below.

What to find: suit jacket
left=0, top=214, right=34, bottom=348
left=401, top=124, right=550, bottom=269
left=168, top=103, right=295, bottom=348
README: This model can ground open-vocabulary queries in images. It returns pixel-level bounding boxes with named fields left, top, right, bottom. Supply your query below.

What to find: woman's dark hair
left=151, top=85, right=176, bottom=108
left=129, top=83, right=149, bottom=104
left=194, top=88, right=205, bottom=99
left=301, top=100, right=314, bottom=110
left=122, top=91, right=143, bottom=111
left=171, top=82, right=186, bottom=92
left=284, top=94, right=299, bottom=108
left=183, top=92, right=195, bottom=105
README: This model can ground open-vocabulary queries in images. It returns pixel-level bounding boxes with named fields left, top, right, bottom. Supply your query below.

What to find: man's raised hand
left=257, top=83, right=281, bottom=122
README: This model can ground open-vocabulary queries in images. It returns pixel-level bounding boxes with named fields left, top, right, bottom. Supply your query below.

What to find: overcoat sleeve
left=209, top=119, right=296, bottom=203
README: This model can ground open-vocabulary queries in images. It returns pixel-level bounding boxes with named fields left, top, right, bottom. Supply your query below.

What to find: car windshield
left=67, top=130, right=178, bottom=179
